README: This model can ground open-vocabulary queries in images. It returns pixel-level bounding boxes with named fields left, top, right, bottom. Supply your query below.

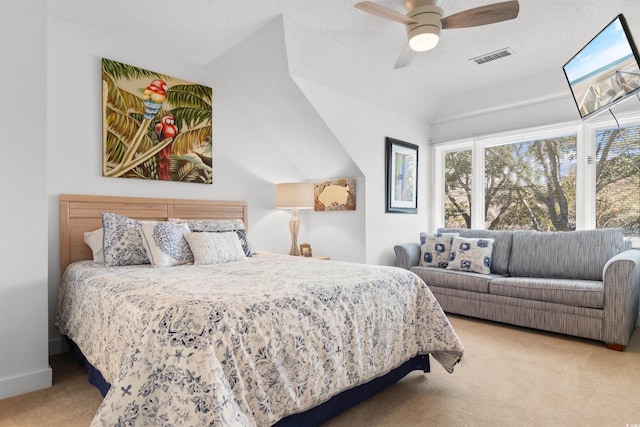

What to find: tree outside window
left=484, top=136, right=577, bottom=231
left=596, top=125, right=640, bottom=238
left=444, top=149, right=472, bottom=228
left=440, top=121, right=640, bottom=239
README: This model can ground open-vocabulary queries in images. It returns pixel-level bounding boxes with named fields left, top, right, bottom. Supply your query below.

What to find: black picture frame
left=385, top=137, right=418, bottom=214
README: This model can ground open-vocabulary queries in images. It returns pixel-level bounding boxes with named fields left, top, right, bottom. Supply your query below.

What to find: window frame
left=432, top=111, right=640, bottom=235
left=586, top=113, right=640, bottom=236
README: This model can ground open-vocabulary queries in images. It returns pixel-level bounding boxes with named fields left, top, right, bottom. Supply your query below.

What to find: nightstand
left=297, top=255, right=330, bottom=260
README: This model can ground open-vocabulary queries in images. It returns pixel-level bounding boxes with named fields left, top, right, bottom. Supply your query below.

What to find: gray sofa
left=394, top=228, right=640, bottom=350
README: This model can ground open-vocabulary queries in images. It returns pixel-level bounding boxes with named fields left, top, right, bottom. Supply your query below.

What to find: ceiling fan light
left=406, top=4, right=443, bottom=52
left=409, top=31, right=440, bottom=51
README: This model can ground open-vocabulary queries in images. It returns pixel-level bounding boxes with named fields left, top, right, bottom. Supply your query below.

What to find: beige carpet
left=2, top=315, right=639, bottom=427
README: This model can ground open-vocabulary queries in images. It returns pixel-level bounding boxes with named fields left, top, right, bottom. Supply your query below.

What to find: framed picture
left=300, top=243, right=313, bottom=257
left=101, top=58, right=213, bottom=184
left=313, top=178, right=356, bottom=211
left=385, top=137, right=418, bottom=214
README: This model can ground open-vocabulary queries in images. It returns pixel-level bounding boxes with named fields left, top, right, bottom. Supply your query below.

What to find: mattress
left=56, top=252, right=463, bottom=426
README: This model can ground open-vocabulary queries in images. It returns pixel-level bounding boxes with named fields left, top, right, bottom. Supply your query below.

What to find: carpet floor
left=1, top=315, right=639, bottom=426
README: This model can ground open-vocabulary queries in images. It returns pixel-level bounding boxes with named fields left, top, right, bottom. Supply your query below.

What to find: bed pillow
left=170, top=218, right=245, bottom=232
left=83, top=228, right=104, bottom=263
left=447, top=236, right=495, bottom=274
left=101, top=212, right=150, bottom=267
left=169, top=218, right=255, bottom=257
left=138, top=220, right=193, bottom=267
left=419, top=232, right=459, bottom=268
left=184, top=231, right=247, bottom=265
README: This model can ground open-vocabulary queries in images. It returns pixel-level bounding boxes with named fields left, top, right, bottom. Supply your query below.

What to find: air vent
left=469, top=48, right=515, bottom=65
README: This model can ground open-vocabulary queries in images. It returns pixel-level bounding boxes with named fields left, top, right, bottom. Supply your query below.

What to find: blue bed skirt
left=67, top=338, right=430, bottom=426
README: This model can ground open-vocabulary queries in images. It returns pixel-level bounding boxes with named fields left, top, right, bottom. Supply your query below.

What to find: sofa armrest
left=602, top=249, right=640, bottom=348
left=394, top=243, right=421, bottom=269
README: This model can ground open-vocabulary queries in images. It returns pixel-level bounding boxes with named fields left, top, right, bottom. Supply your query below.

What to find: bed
left=55, top=194, right=464, bottom=426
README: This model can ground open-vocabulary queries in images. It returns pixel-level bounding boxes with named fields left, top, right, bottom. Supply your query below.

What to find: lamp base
left=289, top=208, right=301, bottom=256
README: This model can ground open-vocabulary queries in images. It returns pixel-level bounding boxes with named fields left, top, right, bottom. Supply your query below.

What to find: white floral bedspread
left=56, top=253, right=463, bottom=426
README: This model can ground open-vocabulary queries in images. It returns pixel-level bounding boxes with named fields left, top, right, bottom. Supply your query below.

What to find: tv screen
left=563, top=14, right=640, bottom=120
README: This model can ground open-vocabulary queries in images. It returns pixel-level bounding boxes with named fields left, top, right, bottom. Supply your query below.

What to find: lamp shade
left=275, top=183, right=314, bottom=209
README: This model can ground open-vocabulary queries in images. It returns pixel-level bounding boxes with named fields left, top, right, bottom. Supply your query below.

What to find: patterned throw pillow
left=168, top=218, right=243, bottom=232
left=184, top=231, right=247, bottom=265
left=446, top=236, right=495, bottom=274
left=138, top=221, right=193, bottom=267
left=169, top=218, right=255, bottom=257
left=419, top=232, right=459, bottom=268
left=101, top=212, right=150, bottom=267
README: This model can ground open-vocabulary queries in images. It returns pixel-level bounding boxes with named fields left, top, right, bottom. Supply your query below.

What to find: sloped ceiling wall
left=204, top=15, right=368, bottom=263
left=208, top=15, right=362, bottom=181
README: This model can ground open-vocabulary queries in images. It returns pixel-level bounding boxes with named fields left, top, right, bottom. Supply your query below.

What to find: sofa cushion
left=447, top=237, right=494, bottom=274
left=489, top=277, right=604, bottom=309
left=438, top=228, right=512, bottom=276
left=410, top=266, right=496, bottom=293
left=509, top=229, right=626, bottom=281
left=419, top=232, right=458, bottom=268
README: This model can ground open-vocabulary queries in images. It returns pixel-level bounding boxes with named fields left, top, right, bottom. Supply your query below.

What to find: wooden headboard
left=59, top=194, right=248, bottom=273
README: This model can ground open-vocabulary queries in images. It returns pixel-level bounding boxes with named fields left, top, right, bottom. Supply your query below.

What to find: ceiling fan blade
left=441, top=0, right=519, bottom=30
left=354, top=1, right=417, bottom=25
left=394, top=45, right=416, bottom=69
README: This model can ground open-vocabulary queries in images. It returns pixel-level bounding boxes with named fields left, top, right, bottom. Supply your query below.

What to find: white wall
left=0, top=0, right=52, bottom=399
left=430, top=67, right=640, bottom=142
left=295, top=78, right=431, bottom=265
left=206, top=16, right=367, bottom=263
left=430, top=68, right=578, bottom=142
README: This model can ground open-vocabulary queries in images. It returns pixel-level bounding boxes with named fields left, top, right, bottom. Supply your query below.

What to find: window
left=433, top=114, right=640, bottom=243
left=444, top=149, right=472, bottom=228
left=595, top=124, right=640, bottom=236
left=485, top=135, right=577, bottom=231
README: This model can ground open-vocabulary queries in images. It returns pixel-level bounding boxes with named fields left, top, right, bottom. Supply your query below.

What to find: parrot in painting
left=155, top=114, right=179, bottom=181
left=141, top=79, right=167, bottom=119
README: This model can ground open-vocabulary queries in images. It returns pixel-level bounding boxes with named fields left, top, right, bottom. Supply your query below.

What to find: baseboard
left=0, top=367, right=52, bottom=399
left=49, top=336, right=69, bottom=355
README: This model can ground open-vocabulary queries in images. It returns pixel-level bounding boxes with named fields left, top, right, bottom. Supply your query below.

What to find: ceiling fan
left=354, top=0, right=520, bottom=68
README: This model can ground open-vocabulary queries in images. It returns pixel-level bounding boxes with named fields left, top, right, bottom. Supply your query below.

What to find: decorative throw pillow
left=232, top=229, right=254, bottom=257
left=447, top=236, right=495, bottom=274
left=101, top=212, right=150, bottom=267
left=419, top=232, right=459, bottom=268
left=185, top=231, right=247, bottom=265
left=138, top=221, right=193, bottom=267
left=83, top=228, right=104, bottom=263
left=170, top=218, right=245, bottom=232
left=169, top=218, right=255, bottom=257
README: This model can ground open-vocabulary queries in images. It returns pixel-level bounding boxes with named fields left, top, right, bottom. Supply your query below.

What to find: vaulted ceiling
left=48, top=0, right=640, bottom=124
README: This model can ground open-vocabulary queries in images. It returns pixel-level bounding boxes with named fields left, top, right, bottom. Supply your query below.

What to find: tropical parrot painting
left=155, top=114, right=179, bottom=181
left=102, top=58, right=213, bottom=184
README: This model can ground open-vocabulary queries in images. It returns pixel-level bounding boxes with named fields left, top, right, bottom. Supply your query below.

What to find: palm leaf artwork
left=101, top=58, right=213, bottom=184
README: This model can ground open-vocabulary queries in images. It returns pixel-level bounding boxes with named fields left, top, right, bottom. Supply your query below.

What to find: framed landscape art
left=386, top=137, right=418, bottom=214
left=102, top=58, right=213, bottom=184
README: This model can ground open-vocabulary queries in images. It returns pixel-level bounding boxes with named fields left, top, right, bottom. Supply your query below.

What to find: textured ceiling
left=48, top=0, right=640, bottom=123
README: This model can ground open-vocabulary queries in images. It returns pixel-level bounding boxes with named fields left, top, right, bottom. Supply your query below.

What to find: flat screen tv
left=563, top=14, right=640, bottom=120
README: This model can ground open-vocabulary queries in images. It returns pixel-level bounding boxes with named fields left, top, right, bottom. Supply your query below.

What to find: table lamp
left=275, top=182, right=314, bottom=256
